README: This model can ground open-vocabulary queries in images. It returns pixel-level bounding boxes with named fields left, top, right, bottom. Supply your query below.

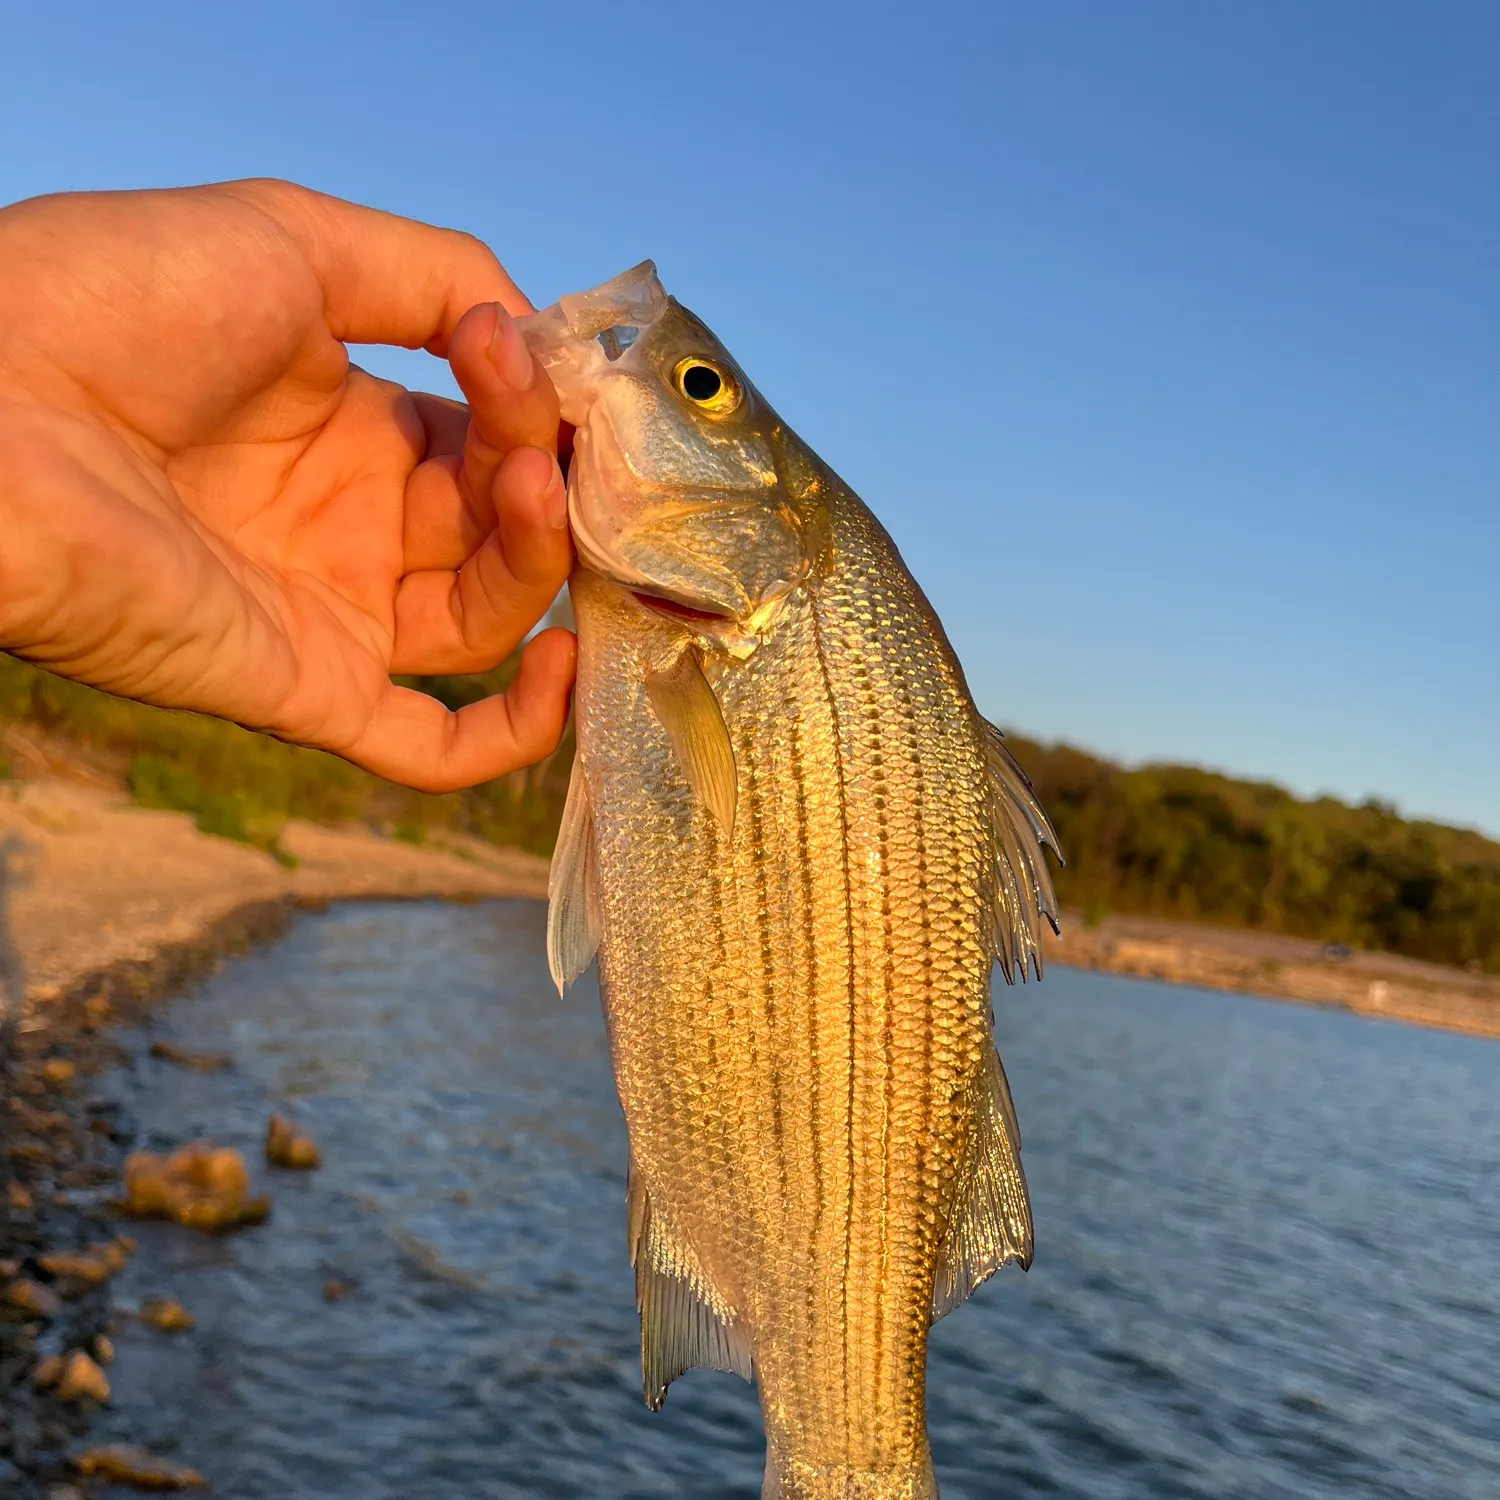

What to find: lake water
left=94, top=900, right=1500, bottom=1499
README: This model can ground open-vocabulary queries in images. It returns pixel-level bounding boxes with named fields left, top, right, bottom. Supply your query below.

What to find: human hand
left=0, top=179, right=574, bottom=792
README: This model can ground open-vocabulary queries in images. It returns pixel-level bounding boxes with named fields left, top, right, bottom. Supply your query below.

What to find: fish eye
left=672, top=357, right=742, bottom=416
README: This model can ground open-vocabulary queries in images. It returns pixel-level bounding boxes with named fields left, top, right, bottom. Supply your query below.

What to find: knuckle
left=447, top=228, right=496, bottom=265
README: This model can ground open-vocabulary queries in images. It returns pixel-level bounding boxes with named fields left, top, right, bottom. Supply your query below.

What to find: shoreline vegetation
left=4, top=647, right=1498, bottom=981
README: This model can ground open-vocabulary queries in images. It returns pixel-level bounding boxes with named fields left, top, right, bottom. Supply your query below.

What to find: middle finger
left=450, top=301, right=560, bottom=507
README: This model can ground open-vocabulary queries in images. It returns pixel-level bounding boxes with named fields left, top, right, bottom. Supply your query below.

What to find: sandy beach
left=0, top=778, right=549, bottom=1023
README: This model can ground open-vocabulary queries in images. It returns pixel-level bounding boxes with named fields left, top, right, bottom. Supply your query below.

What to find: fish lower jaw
left=630, top=590, right=733, bottom=626
left=629, top=588, right=763, bottom=660
left=627, top=585, right=801, bottom=661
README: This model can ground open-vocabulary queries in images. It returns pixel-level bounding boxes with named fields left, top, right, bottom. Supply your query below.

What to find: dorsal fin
left=546, top=749, right=602, bottom=994
left=644, top=649, right=737, bottom=835
left=932, top=1045, right=1034, bottom=1320
left=981, top=718, right=1062, bottom=982
left=627, top=1162, right=752, bottom=1409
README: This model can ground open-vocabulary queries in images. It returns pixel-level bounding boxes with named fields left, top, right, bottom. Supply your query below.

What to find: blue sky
left=4, top=3, right=1496, bottom=832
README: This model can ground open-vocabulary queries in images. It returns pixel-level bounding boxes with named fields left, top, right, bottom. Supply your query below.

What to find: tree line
left=1004, top=734, right=1500, bottom=974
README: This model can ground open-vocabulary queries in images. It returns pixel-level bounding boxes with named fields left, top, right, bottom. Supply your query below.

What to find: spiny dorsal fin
left=932, top=1045, right=1033, bottom=1321
left=546, top=749, right=602, bottom=994
left=627, top=1162, right=752, bottom=1409
left=644, top=649, right=737, bottom=835
left=981, top=718, right=1062, bottom=982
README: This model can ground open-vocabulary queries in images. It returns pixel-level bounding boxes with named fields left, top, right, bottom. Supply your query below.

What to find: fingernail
left=545, top=463, right=570, bottom=530
left=488, top=305, right=536, bottom=390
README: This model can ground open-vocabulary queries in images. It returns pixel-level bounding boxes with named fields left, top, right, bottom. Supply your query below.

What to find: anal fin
left=627, top=1162, right=752, bottom=1408
left=932, top=1046, right=1033, bottom=1320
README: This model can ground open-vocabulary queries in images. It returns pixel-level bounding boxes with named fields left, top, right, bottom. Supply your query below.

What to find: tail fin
left=763, top=1450, right=938, bottom=1499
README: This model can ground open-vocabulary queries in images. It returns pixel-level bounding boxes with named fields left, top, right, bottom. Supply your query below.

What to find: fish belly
left=574, top=519, right=996, bottom=1498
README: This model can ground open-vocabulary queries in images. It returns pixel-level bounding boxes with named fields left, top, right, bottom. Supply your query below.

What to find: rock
left=94, top=1333, right=115, bottom=1363
left=33, top=1353, right=64, bottom=1388
left=85, top=1095, right=134, bottom=1141
left=5, top=1277, right=61, bottom=1316
left=265, top=1112, right=320, bottom=1170
left=6, top=1180, right=34, bottom=1211
left=121, top=1154, right=169, bottom=1216
left=47, top=1484, right=86, bottom=1500
left=122, top=1143, right=270, bottom=1231
left=149, top=1039, right=232, bottom=1071
left=0, top=1256, right=17, bottom=1277
left=139, top=1295, right=196, bottom=1332
left=41, top=1058, right=76, bottom=1086
left=321, top=1279, right=350, bottom=1301
left=53, top=1349, right=110, bottom=1402
left=73, top=1444, right=206, bottom=1489
left=11, top=1100, right=70, bottom=1134
left=38, top=1242, right=125, bottom=1286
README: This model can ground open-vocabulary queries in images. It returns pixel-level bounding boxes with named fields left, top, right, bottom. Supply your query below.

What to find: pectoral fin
left=644, top=650, right=737, bottom=835
left=932, top=1046, right=1034, bottom=1320
left=546, top=749, right=602, bottom=994
left=627, top=1163, right=752, bottom=1408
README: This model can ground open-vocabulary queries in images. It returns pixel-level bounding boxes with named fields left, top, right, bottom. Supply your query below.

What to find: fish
left=519, top=264, right=1060, bottom=1500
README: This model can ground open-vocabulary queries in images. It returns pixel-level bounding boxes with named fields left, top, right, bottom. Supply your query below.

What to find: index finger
left=221, top=178, right=530, bottom=354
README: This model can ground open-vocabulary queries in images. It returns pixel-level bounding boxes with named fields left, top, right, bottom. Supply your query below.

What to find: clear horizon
left=4, top=3, right=1496, bottom=835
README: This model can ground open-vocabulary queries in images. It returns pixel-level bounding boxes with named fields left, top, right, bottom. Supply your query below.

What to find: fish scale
left=524, top=264, right=1059, bottom=1499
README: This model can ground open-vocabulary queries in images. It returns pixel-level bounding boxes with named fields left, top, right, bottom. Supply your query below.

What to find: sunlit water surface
left=96, top=901, right=1500, bottom=1499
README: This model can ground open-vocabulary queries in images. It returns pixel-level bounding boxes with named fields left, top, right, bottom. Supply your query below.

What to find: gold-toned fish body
left=574, top=480, right=999, bottom=1493
left=527, top=264, right=1058, bottom=1500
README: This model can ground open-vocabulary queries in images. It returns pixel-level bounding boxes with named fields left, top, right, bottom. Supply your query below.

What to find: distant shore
left=1043, top=910, right=1500, bottom=1041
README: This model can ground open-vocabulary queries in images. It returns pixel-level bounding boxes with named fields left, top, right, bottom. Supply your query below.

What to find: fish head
left=518, top=262, right=813, bottom=640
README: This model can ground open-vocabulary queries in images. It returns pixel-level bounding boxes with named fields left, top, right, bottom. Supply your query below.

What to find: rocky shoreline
left=0, top=778, right=550, bottom=1496
left=0, top=901, right=297, bottom=1496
